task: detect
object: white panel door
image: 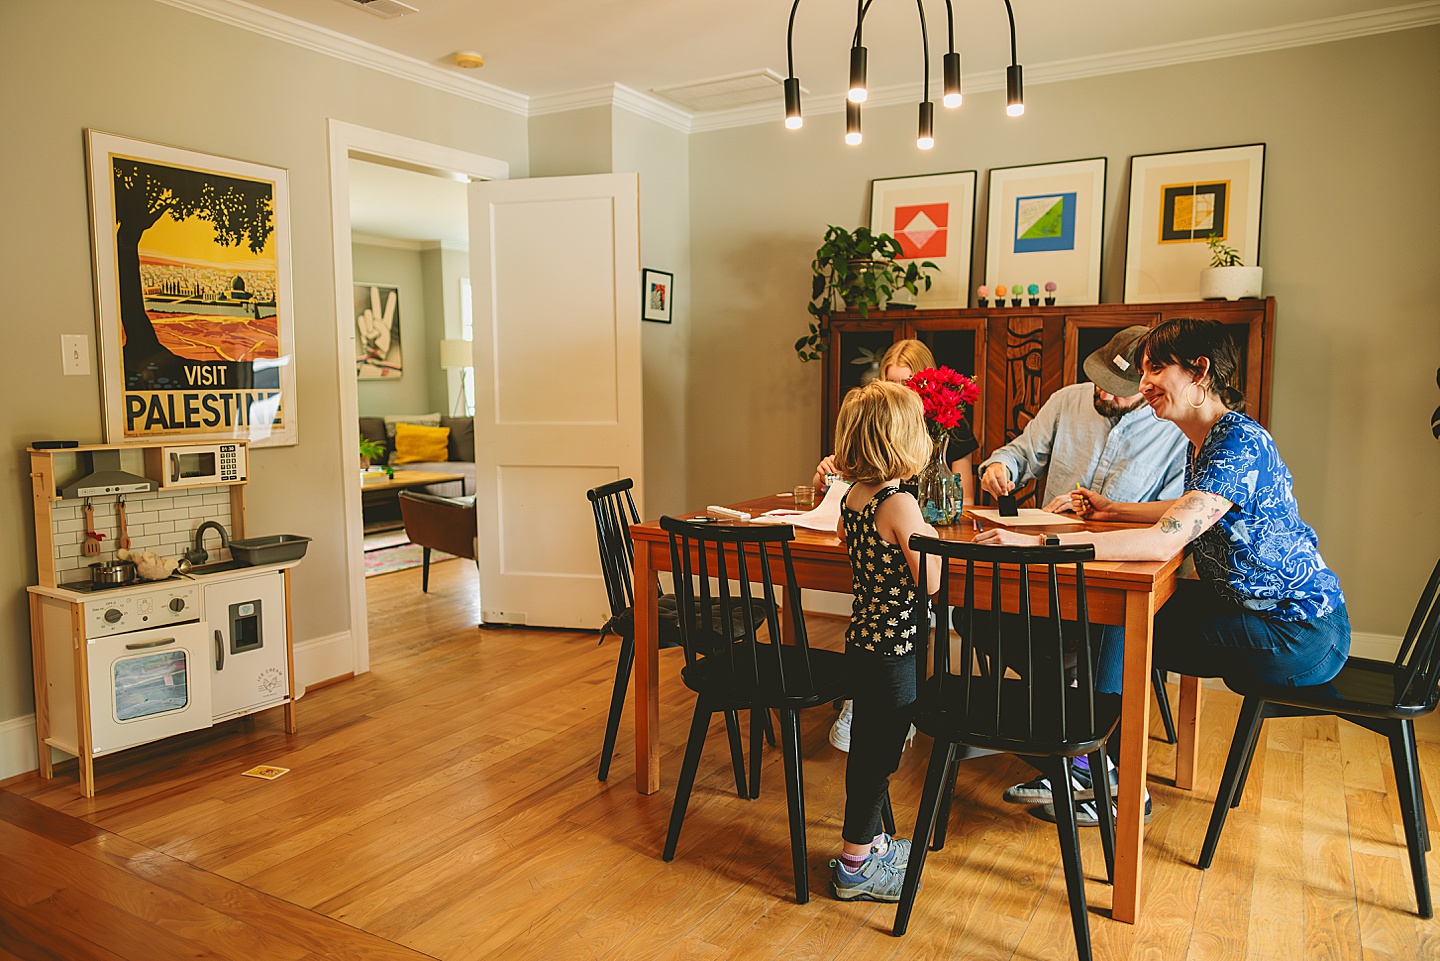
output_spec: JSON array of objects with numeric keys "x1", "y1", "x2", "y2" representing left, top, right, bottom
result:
[{"x1": 468, "y1": 173, "x2": 642, "y2": 628}]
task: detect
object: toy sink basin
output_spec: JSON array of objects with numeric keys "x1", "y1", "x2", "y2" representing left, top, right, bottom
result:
[{"x1": 229, "y1": 534, "x2": 311, "y2": 566}]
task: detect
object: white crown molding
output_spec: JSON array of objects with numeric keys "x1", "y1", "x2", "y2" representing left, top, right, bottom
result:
[
  {"x1": 691, "y1": 1, "x2": 1440, "y2": 132},
  {"x1": 153, "y1": 0, "x2": 529, "y2": 116},
  {"x1": 529, "y1": 83, "x2": 694, "y2": 133},
  {"x1": 350, "y1": 232, "x2": 442, "y2": 251}
]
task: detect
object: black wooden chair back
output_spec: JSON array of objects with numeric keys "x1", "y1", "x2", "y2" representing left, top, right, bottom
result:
[
  {"x1": 660, "y1": 516, "x2": 815, "y2": 699},
  {"x1": 912, "y1": 537, "x2": 1106, "y2": 753},
  {"x1": 1391, "y1": 558, "x2": 1440, "y2": 713},
  {"x1": 587, "y1": 478, "x2": 642, "y2": 624}
]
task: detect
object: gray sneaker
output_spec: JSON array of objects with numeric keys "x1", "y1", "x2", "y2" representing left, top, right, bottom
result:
[
  {"x1": 831, "y1": 853, "x2": 908, "y2": 902},
  {"x1": 1001, "y1": 763, "x2": 1118, "y2": 804},
  {"x1": 871, "y1": 834, "x2": 910, "y2": 870}
]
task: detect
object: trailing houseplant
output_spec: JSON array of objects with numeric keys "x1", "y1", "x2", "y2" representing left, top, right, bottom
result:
[
  {"x1": 1199, "y1": 232, "x2": 1263, "y2": 300},
  {"x1": 795, "y1": 225, "x2": 937, "y2": 362}
]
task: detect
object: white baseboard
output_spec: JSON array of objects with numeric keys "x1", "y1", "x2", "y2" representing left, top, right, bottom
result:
[
  {"x1": 293, "y1": 630, "x2": 357, "y2": 696},
  {"x1": 0, "y1": 714, "x2": 39, "y2": 783},
  {"x1": 801, "y1": 590, "x2": 854, "y2": 618}
]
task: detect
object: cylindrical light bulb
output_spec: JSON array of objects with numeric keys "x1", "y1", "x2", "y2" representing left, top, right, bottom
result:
[
  {"x1": 848, "y1": 45, "x2": 868, "y2": 103},
  {"x1": 1006, "y1": 63, "x2": 1024, "y2": 116},
  {"x1": 943, "y1": 52, "x2": 962, "y2": 108},
  {"x1": 784, "y1": 77, "x2": 803, "y2": 129},
  {"x1": 917, "y1": 101, "x2": 934, "y2": 149},
  {"x1": 845, "y1": 100, "x2": 862, "y2": 145}
]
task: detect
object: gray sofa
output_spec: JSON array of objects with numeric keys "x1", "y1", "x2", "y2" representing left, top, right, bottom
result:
[{"x1": 360, "y1": 415, "x2": 476, "y2": 496}]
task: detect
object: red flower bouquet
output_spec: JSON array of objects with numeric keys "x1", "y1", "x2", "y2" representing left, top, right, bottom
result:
[{"x1": 905, "y1": 366, "x2": 980, "y2": 439}]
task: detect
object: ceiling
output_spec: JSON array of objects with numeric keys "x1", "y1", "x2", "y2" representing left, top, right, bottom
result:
[
  {"x1": 348, "y1": 158, "x2": 469, "y2": 247},
  {"x1": 227, "y1": 0, "x2": 1426, "y2": 111}
]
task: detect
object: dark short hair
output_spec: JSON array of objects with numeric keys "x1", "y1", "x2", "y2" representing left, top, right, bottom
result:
[{"x1": 1139, "y1": 318, "x2": 1246, "y2": 411}]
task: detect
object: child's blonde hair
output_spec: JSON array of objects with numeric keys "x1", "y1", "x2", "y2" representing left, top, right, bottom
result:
[
  {"x1": 879, "y1": 339, "x2": 935, "y2": 379},
  {"x1": 833, "y1": 380, "x2": 932, "y2": 484}
]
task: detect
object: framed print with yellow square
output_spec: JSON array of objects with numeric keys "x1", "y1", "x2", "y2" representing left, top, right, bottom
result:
[
  {"x1": 869, "y1": 170, "x2": 976, "y2": 308},
  {"x1": 86, "y1": 130, "x2": 297, "y2": 446},
  {"x1": 984, "y1": 157, "x2": 1106, "y2": 306},
  {"x1": 1123, "y1": 143, "x2": 1265, "y2": 303}
]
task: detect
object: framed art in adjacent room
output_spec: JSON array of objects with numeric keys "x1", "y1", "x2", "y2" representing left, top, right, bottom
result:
[
  {"x1": 642, "y1": 268, "x2": 673, "y2": 323},
  {"x1": 1123, "y1": 143, "x2": 1265, "y2": 303},
  {"x1": 85, "y1": 130, "x2": 298, "y2": 446},
  {"x1": 984, "y1": 157, "x2": 1106, "y2": 306},
  {"x1": 869, "y1": 170, "x2": 976, "y2": 308},
  {"x1": 355, "y1": 282, "x2": 404, "y2": 379}
]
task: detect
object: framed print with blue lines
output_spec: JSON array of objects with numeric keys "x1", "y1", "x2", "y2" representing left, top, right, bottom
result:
[{"x1": 985, "y1": 158, "x2": 1106, "y2": 306}]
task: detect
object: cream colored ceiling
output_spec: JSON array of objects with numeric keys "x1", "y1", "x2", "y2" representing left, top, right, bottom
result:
[{"x1": 223, "y1": 0, "x2": 1428, "y2": 110}]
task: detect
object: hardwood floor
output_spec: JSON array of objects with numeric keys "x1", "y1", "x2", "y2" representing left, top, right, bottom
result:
[{"x1": 3, "y1": 556, "x2": 1438, "y2": 960}]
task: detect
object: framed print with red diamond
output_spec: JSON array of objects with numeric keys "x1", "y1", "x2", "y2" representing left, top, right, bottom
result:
[
  {"x1": 869, "y1": 170, "x2": 975, "y2": 308},
  {"x1": 984, "y1": 157, "x2": 1106, "y2": 306}
]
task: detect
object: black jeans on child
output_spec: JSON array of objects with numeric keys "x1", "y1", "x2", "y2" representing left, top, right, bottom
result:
[{"x1": 842, "y1": 648, "x2": 918, "y2": 846}]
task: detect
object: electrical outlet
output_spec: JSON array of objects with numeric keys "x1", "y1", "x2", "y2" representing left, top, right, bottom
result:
[{"x1": 61, "y1": 334, "x2": 90, "y2": 375}]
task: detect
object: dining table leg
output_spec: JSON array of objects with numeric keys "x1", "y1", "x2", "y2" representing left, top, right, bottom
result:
[
  {"x1": 1113, "y1": 588, "x2": 1156, "y2": 924},
  {"x1": 634, "y1": 538, "x2": 662, "y2": 794},
  {"x1": 1174, "y1": 675, "x2": 1203, "y2": 791}
]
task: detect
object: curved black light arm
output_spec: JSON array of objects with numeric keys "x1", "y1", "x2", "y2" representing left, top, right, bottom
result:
[
  {"x1": 786, "y1": 0, "x2": 802, "y2": 79},
  {"x1": 914, "y1": 0, "x2": 929, "y2": 103},
  {"x1": 1002, "y1": 0, "x2": 1018, "y2": 65},
  {"x1": 944, "y1": 0, "x2": 955, "y2": 55}
]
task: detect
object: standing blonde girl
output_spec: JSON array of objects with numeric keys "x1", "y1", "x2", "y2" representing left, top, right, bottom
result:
[{"x1": 828, "y1": 380, "x2": 941, "y2": 902}]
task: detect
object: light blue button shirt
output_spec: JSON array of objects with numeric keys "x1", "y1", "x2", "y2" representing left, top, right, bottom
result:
[{"x1": 980, "y1": 382, "x2": 1187, "y2": 505}]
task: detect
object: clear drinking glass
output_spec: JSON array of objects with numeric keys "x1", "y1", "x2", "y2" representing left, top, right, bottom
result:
[{"x1": 793, "y1": 484, "x2": 816, "y2": 507}]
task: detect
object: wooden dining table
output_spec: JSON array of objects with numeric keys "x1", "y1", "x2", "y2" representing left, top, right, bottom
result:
[{"x1": 628, "y1": 494, "x2": 1202, "y2": 925}]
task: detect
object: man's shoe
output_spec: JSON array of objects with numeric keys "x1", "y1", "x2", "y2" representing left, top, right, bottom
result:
[
  {"x1": 831, "y1": 853, "x2": 908, "y2": 902},
  {"x1": 1001, "y1": 762, "x2": 1118, "y2": 804},
  {"x1": 1033, "y1": 795, "x2": 1152, "y2": 827},
  {"x1": 829, "y1": 700, "x2": 853, "y2": 752}
]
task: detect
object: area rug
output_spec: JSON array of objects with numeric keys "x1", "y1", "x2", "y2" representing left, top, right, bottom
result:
[{"x1": 364, "y1": 542, "x2": 455, "y2": 577}]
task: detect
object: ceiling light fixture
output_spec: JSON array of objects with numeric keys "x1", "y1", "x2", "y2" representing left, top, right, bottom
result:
[
  {"x1": 783, "y1": 0, "x2": 1024, "y2": 149},
  {"x1": 451, "y1": 50, "x2": 485, "y2": 69}
]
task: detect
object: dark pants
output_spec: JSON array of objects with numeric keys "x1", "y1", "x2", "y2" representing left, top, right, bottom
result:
[
  {"x1": 842, "y1": 648, "x2": 917, "y2": 846},
  {"x1": 1095, "y1": 579, "x2": 1351, "y2": 693}
]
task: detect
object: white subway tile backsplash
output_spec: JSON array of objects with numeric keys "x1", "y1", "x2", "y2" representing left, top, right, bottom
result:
[
  {"x1": 56, "y1": 519, "x2": 83, "y2": 534},
  {"x1": 201, "y1": 492, "x2": 232, "y2": 505},
  {"x1": 158, "y1": 508, "x2": 191, "y2": 522},
  {"x1": 47, "y1": 487, "x2": 233, "y2": 583}
]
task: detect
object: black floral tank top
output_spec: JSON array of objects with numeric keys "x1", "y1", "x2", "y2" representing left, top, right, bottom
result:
[{"x1": 842, "y1": 486, "x2": 920, "y2": 656}]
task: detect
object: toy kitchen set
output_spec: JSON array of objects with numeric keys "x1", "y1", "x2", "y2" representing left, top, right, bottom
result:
[{"x1": 26, "y1": 441, "x2": 310, "y2": 797}]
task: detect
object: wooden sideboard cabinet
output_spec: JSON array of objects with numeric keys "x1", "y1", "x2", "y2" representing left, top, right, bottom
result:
[{"x1": 819, "y1": 298, "x2": 1275, "y2": 461}]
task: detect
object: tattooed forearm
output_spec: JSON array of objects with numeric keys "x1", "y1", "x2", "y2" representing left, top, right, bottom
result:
[{"x1": 1156, "y1": 491, "x2": 1232, "y2": 546}]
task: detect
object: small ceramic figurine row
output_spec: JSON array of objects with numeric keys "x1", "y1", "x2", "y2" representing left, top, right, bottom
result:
[{"x1": 976, "y1": 281, "x2": 1058, "y2": 308}]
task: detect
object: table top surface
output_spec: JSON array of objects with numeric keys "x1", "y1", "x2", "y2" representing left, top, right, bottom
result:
[
  {"x1": 631, "y1": 494, "x2": 1183, "y2": 589},
  {"x1": 361, "y1": 469, "x2": 466, "y2": 491}
]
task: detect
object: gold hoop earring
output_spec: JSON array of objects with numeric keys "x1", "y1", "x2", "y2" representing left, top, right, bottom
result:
[{"x1": 1186, "y1": 382, "x2": 1207, "y2": 409}]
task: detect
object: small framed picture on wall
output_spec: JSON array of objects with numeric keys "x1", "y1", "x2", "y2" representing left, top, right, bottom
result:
[{"x1": 642, "y1": 268, "x2": 673, "y2": 323}]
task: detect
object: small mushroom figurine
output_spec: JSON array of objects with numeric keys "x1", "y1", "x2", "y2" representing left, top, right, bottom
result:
[
  {"x1": 1027, "y1": 283, "x2": 1041, "y2": 307},
  {"x1": 994, "y1": 284, "x2": 1007, "y2": 307},
  {"x1": 1010, "y1": 284, "x2": 1025, "y2": 307},
  {"x1": 976, "y1": 284, "x2": 990, "y2": 308},
  {"x1": 1044, "y1": 280, "x2": 1058, "y2": 306}
]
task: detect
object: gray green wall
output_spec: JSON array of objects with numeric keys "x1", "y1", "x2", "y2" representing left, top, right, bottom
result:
[
  {"x1": 686, "y1": 27, "x2": 1440, "y2": 639},
  {"x1": 0, "y1": 0, "x2": 529, "y2": 726},
  {"x1": 353, "y1": 242, "x2": 438, "y2": 417}
]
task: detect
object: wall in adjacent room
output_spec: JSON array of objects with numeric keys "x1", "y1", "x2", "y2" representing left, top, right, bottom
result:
[
  {"x1": 353, "y1": 242, "x2": 436, "y2": 417},
  {"x1": 686, "y1": 28, "x2": 1440, "y2": 639}
]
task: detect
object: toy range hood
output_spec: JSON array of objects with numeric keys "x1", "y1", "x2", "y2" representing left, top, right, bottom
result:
[{"x1": 60, "y1": 450, "x2": 158, "y2": 499}]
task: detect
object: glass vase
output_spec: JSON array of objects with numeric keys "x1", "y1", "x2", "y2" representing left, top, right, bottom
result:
[{"x1": 917, "y1": 434, "x2": 959, "y2": 526}]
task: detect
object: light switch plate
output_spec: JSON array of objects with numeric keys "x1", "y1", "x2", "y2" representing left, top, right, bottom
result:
[{"x1": 61, "y1": 334, "x2": 90, "y2": 375}]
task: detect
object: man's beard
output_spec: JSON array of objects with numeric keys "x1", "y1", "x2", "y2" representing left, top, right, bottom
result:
[{"x1": 1093, "y1": 391, "x2": 1146, "y2": 418}]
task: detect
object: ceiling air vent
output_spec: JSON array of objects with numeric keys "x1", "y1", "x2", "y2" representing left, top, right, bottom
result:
[
  {"x1": 334, "y1": 0, "x2": 418, "y2": 19},
  {"x1": 652, "y1": 69, "x2": 801, "y2": 113}
]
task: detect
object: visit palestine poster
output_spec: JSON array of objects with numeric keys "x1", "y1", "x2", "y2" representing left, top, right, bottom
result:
[{"x1": 86, "y1": 130, "x2": 298, "y2": 446}]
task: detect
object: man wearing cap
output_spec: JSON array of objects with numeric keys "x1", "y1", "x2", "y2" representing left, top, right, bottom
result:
[{"x1": 980, "y1": 325, "x2": 1187, "y2": 511}]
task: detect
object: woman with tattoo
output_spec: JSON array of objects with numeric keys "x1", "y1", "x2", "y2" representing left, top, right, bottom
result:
[{"x1": 975, "y1": 317, "x2": 1349, "y2": 823}]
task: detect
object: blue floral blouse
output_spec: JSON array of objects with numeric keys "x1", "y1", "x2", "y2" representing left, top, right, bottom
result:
[{"x1": 1186, "y1": 412, "x2": 1344, "y2": 622}]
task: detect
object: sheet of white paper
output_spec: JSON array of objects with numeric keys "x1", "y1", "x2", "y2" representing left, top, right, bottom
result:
[
  {"x1": 751, "y1": 480, "x2": 850, "y2": 531},
  {"x1": 964, "y1": 508, "x2": 1086, "y2": 527}
]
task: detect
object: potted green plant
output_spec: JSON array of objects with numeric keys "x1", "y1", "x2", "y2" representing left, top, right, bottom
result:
[
  {"x1": 359, "y1": 438, "x2": 393, "y2": 478},
  {"x1": 795, "y1": 225, "x2": 937, "y2": 362},
  {"x1": 1199, "y1": 233, "x2": 1263, "y2": 300}
]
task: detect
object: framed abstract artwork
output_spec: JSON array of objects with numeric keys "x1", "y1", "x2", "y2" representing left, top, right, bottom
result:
[
  {"x1": 869, "y1": 170, "x2": 976, "y2": 308},
  {"x1": 1123, "y1": 143, "x2": 1265, "y2": 303},
  {"x1": 642, "y1": 268, "x2": 673, "y2": 323},
  {"x1": 85, "y1": 130, "x2": 297, "y2": 446},
  {"x1": 984, "y1": 157, "x2": 1106, "y2": 306},
  {"x1": 355, "y1": 282, "x2": 404, "y2": 378}
]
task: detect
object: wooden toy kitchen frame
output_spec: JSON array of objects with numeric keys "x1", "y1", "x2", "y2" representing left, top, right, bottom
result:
[{"x1": 27, "y1": 441, "x2": 298, "y2": 797}]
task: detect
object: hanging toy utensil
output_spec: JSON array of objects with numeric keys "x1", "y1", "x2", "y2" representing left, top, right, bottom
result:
[
  {"x1": 116, "y1": 496, "x2": 130, "y2": 550},
  {"x1": 82, "y1": 499, "x2": 103, "y2": 557}
]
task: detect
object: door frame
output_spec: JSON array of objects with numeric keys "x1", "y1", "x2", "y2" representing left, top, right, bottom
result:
[{"x1": 326, "y1": 120, "x2": 509, "y2": 677}]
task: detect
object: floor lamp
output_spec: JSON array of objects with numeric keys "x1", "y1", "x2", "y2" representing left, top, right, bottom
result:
[{"x1": 440, "y1": 339, "x2": 472, "y2": 416}]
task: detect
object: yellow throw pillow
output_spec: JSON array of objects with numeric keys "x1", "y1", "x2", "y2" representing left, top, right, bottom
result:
[{"x1": 391, "y1": 423, "x2": 451, "y2": 465}]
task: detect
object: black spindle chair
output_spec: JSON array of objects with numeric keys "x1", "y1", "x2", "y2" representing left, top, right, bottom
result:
[
  {"x1": 659, "y1": 517, "x2": 852, "y2": 904},
  {"x1": 586, "y1": 480, "x2": 767, "y2": 788},
  {"x1": 1199, "y1": 557, "x2": 1440, "y2": 918},
  {"x1": 894, "y1": 538, "x2": 1119, "y2": 961}
]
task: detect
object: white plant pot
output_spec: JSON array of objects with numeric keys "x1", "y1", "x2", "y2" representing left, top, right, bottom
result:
[{"x1": 1199, "y1": 266, "x2": 1263, "y2": 301}]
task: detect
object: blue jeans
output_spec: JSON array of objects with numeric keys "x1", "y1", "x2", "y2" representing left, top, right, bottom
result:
[{"x1": 1094, "y1": 579, "x2": 1351, "y2": 695}]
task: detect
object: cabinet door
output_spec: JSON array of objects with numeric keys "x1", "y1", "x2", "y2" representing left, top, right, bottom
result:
[
  {"x1": 820, "y1": 318, "x2": 904, "y2": 455},
  {"x1": 1062, "y1": 311, "x2": 1161, "y2": 389},
  {"x1": 904, "y1": 315, "x2": 987, "y2": 453}
]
